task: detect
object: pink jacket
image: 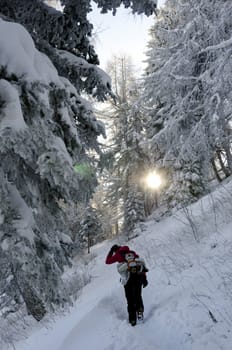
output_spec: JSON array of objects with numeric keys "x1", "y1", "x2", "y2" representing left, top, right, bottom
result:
[{"x1": 105, "y1": 245, "x2": 139, "y2": 264}]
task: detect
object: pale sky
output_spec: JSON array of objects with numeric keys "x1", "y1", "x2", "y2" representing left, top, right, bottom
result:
[{"x1": 89, "y1": 0, "x2": 166, "y2": 71}]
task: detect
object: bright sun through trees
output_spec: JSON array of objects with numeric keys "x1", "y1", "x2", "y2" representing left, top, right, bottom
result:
[{"x1": 145, "y1": 171, "x2": 162, "y2": 189}]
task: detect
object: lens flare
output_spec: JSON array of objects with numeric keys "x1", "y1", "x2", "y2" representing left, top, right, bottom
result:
[{"x1": 74, "y1": 163, "x2": 93, "y2": 179}]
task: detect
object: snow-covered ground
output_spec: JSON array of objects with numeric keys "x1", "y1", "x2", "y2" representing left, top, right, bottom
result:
[{"x1": 9, "y1": 179, "x2": 232, "y2": 350}]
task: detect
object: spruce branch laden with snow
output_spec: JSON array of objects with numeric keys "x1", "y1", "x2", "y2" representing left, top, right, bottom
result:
[{"x1": 0, "y1": 0, "x2": 156, "y2": 322}]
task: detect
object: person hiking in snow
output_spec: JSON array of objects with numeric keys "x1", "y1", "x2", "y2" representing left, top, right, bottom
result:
[{"x1": 105, "y1": 244, "x2": 148, "y2": 326}]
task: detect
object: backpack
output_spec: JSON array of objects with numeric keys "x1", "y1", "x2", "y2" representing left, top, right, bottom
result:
[
  {"x1": 124, "y1": 252, "x2": 144, "y2": 274},
  {"x1": 117, "y1": 249, "x2": 148, "y2": 285}
]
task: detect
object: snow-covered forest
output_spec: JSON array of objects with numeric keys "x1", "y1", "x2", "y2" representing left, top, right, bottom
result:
[{"x1": 0, "y1": 0, "x2": 232, "y2": 349}]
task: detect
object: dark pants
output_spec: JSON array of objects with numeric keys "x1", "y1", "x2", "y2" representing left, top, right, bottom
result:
[{"x1": 124, "y1": 274, "x2": 144, "y2": 323}]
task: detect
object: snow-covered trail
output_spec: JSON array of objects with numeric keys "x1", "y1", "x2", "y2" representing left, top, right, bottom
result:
[
  {"x1": 17, "y1": 232, "x2": 232, "y2": 350},
  {"x1": 18, "y1": 244, "x2": 181, "y2": 350},
  {"x1": 16, "y1": 183, "x2": 232, "y2": 350},
  {"x1": 56, "y1": 247, "x2": 160, "y2": 350}
]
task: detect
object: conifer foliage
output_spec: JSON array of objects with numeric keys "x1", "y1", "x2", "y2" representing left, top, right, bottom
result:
[
  {"x1": 79, "y1": 206, "x2": 102, "y2": 253},
  {"x1": 0, "y1": 0, "x2": 156, "y2": 323},
  {"x1": 142, "y1": 0, "x2": 232, "y2": 209},
  {"x1": 101, "y1": 55, "x2": 149, "y2": 237}
]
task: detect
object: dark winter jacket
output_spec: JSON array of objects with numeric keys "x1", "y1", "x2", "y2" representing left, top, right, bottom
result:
[{"x1": 105, "y1": 245, "x2": 139, "y2": 264}]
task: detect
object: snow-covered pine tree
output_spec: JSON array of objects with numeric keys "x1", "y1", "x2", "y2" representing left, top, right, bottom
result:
[
  {"x1": 100, "y1": 55, "x2": 148, "y2": 237},
  {"x1": 91, "y1": 178, "x2": 117, "y2": 239},
  {"x1": 121, "y1": 99, "x2": 149, "y2": 237},
  {"x1": 0, "y1": 1, "x2": 157, "y2": 323},
  {"x1": 79, "y1": 206, "x2": 102, "y2": 253},
  {"x1": 123, "y1": 188, "x2": 145, "y2": 239},
  {"x1": 142, "y1": 0, "x2": 232, "y2": 209},
  {"x1": 0, "y1": 20, "x2": 92, "y2": 320}
]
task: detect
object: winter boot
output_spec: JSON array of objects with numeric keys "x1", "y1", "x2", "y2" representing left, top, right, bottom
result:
[
  {"x1": 137, "y1": 311, "x2": 144, "y2": 322},
  {"x1": 130, "y1": 319, "x2": 136, "y2": 326}
]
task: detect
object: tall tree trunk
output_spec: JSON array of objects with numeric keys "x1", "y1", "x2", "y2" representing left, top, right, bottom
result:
[
  {"x1": 211, "y1": 158, "x2": 223, "y2": 182},
  {"x1": 11, "y1": 266, "x2": 46, "y2": 321},
  {"x1": 218, "y1": 100, "x2": 232, "y2": 176},
  {"x1": 216, "y1": 150, "x2": 230, "y2": 177},
  {"x1": 224, "y1": 125, "x2": 232, "y2": 173}
]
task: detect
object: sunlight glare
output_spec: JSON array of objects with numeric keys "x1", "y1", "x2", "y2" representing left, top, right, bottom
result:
[{"x1": 146, "y1": 172, "x2": 162, "y2": 189}]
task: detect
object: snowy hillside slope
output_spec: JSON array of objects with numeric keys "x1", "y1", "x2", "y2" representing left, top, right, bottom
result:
[{"x1": 12, "y1": 178, "x2": 232, "y2": 350}]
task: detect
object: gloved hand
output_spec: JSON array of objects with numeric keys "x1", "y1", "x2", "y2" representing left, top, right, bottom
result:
[
  {"x1": 142, "y1": 279, "x2": 148, "y2": 288},
  {"x1": 109, "y1": 244, "x2": 120, "y2": 255}
]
